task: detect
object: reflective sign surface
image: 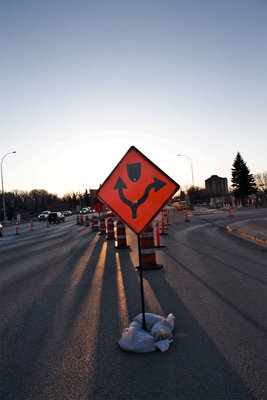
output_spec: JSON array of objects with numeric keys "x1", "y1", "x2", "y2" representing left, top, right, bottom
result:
[{"x1": 96, "y1": 146, "x2": 179, "y2": 235}]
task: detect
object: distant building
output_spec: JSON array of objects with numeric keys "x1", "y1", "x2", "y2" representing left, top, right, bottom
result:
[
  {"x1": 205, "y1": 175, "x2": 229, "y2": 208},
  {"x1": 89, "y1": 189, "x2": 98, "y2": 206},
  {"x1": 205, "y1": 175, "x2": 228, "y2": 195}
]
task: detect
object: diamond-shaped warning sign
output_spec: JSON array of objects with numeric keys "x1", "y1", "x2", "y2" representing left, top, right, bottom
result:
[{"x1": 96, "y1": 146, "x2": 179, "y2": 235}]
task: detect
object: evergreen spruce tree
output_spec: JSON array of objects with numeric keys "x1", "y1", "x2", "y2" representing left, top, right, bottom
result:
[{"x1": 231, "y1": 152, "x2": 256, "y2": 199}]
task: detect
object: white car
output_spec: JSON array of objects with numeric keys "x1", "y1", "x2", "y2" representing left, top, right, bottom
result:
[
  {"x1": 80, "y1": 207, "x2": 89, "y2": 214},
  {"x1": 38, "y1": 211, "x2": 51, "y2": 221}
]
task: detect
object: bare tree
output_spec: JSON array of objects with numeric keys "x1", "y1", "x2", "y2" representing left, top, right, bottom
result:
[{"x1": 253, "y1": 172, "x2": 267, "y2": 191}]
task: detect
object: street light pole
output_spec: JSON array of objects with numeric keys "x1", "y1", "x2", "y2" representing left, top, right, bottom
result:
[
  {"x1": 177, "y1": 154, "x2": 195, "y2": 204},
  {"x1": 1, "y1": 151, "x2": 16, "y2": 222},
  {"x1": 177, "y1": 154, "x2": 195, "y2": 188}
]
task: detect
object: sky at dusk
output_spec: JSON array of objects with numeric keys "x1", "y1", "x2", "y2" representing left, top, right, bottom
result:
[{"x1": 1, "y1": 0, "x2": 266, "y2": 196}]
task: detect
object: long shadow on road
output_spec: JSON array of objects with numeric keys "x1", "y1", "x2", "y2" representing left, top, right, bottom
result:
[
  {"x1": 0, "y1": 224, "x2": 259, "y2": 400},
  {"x1": 0, "y1": 229, "x2": 103, "y2": 400},
  {"x1": 88, "y1": 240, "x2": 255, "y2": 400}
]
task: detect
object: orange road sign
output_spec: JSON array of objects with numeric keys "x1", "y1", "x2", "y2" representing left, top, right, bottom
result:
[
  {"x1": 96, "y1": 146, "x2": 179, "y2": 235},
  {"x1": 95, "y1": 202, "x2": 104, "y2": 214}
]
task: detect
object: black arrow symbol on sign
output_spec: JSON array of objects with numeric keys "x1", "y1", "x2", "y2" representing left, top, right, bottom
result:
[
  {"x1": 137, "y1": 177, "x2": 167, "y2": 206},
  {"x1": 114, "y1": 176, "x2": 167, "y2": 219}
]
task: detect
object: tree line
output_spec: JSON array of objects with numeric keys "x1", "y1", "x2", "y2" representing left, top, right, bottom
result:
[{"x1": 0, "y1": 189, "x2": 95, "y2": 221}]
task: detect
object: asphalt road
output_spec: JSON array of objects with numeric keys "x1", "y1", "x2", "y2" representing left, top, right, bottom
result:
[{"x1": 0, "y1": 209, "x2": 266, "y2": 400}]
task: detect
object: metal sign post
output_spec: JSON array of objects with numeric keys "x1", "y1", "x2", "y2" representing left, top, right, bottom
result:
[{"x1": 137, "y1": 234, "x2": 147, "y2": 331}]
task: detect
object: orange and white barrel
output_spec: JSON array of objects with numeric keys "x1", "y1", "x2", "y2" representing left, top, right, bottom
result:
[
  {"x1": 92, "y1": 216, "x2": 99, "y2": 231},
  {"x1": 138, "y1": 225, "x2": 162, "y2": 270},
  {"x1": 115, "y1": 220, "x2": 129, "y2": 249},
  {"x1": 99, "y1": 216, "x2": 106, "y2": 235},
  {"x1": 106, "y1": 218, "x2": 115, "y2": 240}
]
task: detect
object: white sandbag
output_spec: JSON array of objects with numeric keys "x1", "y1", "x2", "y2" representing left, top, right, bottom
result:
[
  {"x1": 133, "y1": 312, "x2": 165, "y2": 331},
  {"x1": 129, "y1": 321, "x2": 143, "y2": 329},
  {"x1": 151, "y1": 314, "x2": 175, "y2": 341},
  {"x1": 118, "y1": 326, "x2": 157, "y2": 353},
  {"x1": 118, "y1": 313, "x2": 175, "y2": 353},
  {"x1": 166, "y1": 313, "x2": 175, "y2": 329},
  {"x1": 154, "y1": 339, "x2": 173, "y2": 352},
  {"x1": 151, "y1": 320, "x2": 172, "y2": 340}
]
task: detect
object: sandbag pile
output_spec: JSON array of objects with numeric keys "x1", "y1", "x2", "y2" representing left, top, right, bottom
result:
[{"x1": 118, "y1": 312, "x2": 175, "y2": 353}]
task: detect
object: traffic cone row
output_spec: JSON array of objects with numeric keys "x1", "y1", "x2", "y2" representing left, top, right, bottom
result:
[
  {"x1": 224, "y1": 200, "x2": 243, "y2": 209},
  {"x1": 74, "y1": 211, "x2": 179, "y2": 271},
  {"x1": 75, "y1": 215, "x2": 161, "y2": 269}
]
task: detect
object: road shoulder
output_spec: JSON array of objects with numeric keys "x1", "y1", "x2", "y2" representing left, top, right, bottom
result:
[{"x1": 227, "y1": 218, "x2": 267, "y2": 247}]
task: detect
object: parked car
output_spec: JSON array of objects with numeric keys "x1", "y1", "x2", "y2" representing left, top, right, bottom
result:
[
  {"x1": 63, "y1": 210, "x2": 72, "y2": 216},
  {"x1": 80, "y1": 207, "x2": 89, "y2": 214},
  {"x1": 0, "y1": 222, "x2": 3, "y2": 237},
  {"x1": 48, "y1": 212, "x2": 65, "y2": 224},
  {"x1": 38, "y1": 211, "x2": 51, "y2": 221}
]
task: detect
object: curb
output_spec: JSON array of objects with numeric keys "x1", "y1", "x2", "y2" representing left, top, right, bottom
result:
[{"x1": 227, "y1": 225, "x2": 267, "y2": 247}]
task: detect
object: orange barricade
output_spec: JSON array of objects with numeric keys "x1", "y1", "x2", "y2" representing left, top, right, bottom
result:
[
  {"x1": 138, "y1": 225, "x2": 162, "y2": 270},
  {"x1": 85, "y1": 215, "x2": 90, "y2": 226},
  {"x1": 106, "y1": 218, "x2": 115, "y2": 240},
  {"x1": 80, "y1": 215, "x2": 84, "y2": 225},
  {"x1": 76, "y1": 215, "x2": 80, "y2": 225},
  {"x1": 176, "y1": 207, "x2": 191, "y2": 212},
  {"x1": 115, "y1": 220, "x2": 129, "y2": 249}
]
